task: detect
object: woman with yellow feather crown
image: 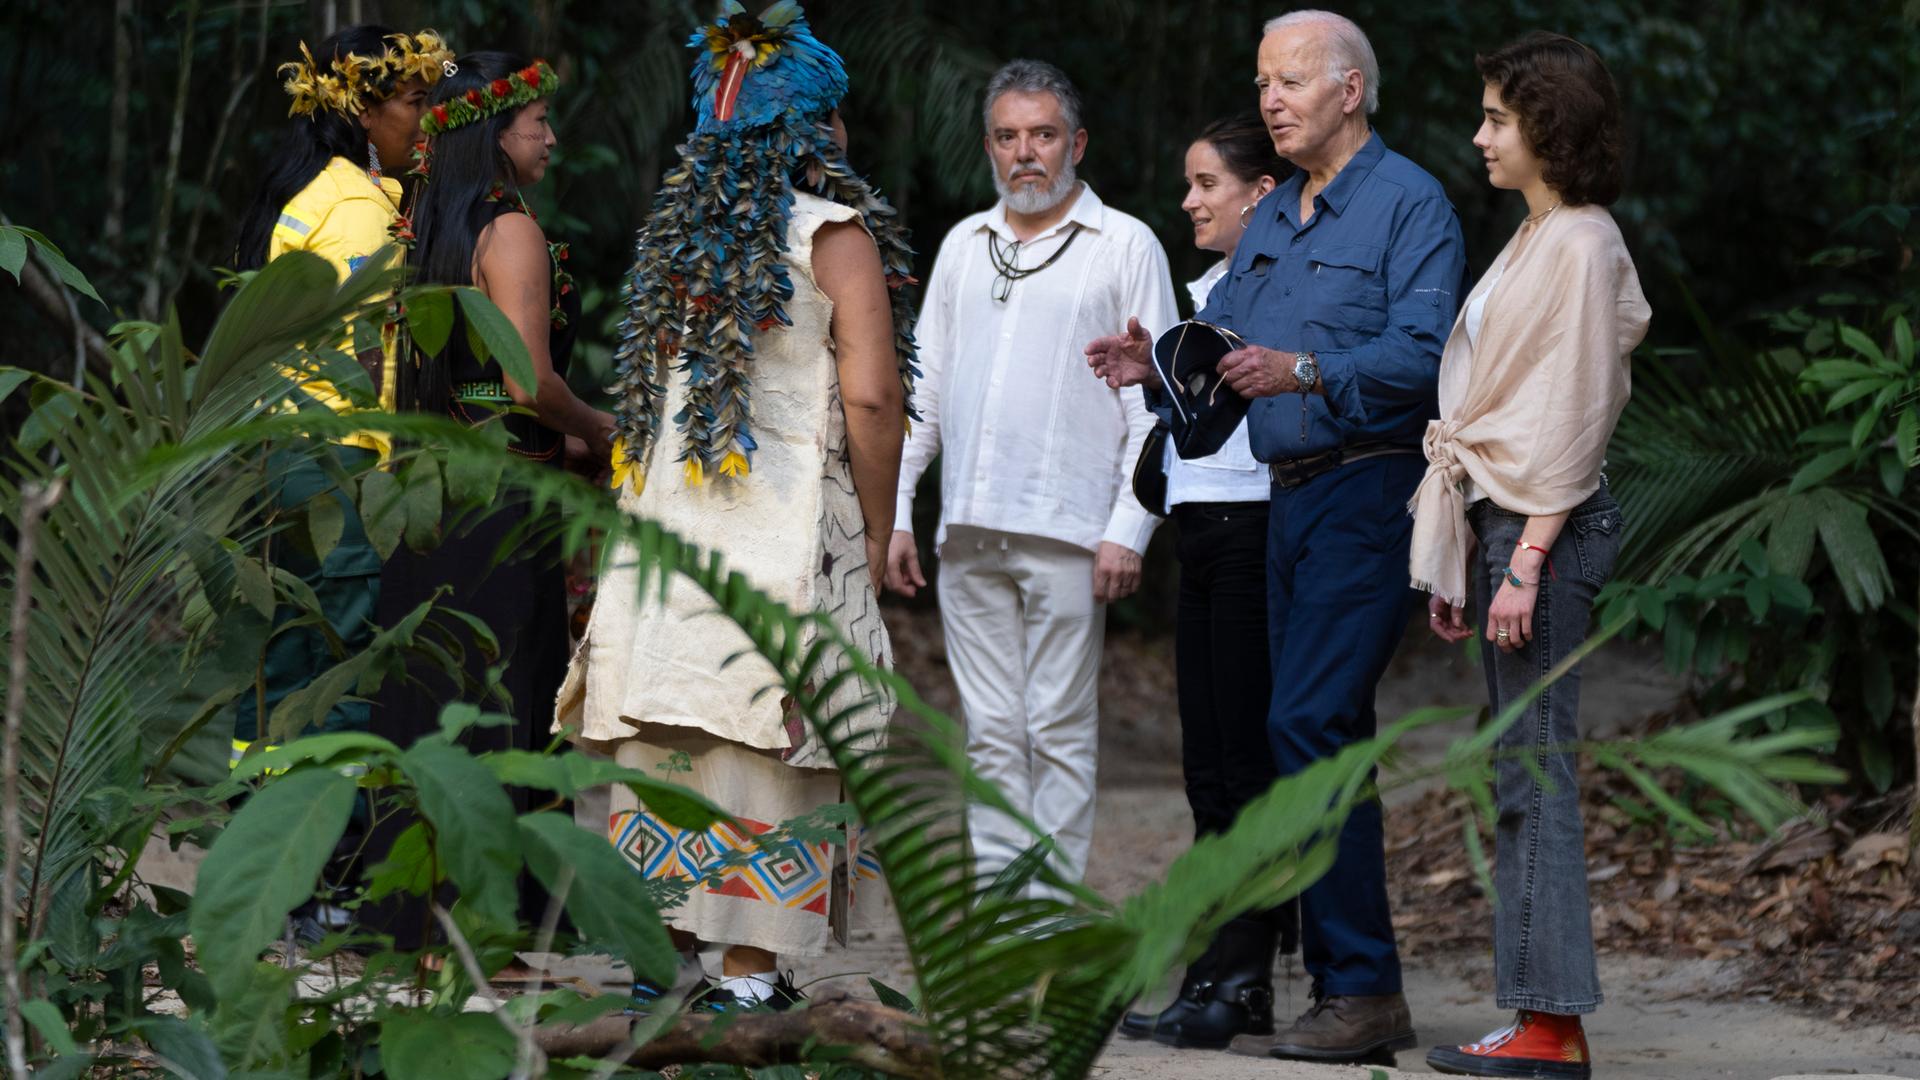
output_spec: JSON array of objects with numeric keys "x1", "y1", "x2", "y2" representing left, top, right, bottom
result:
[
  {"x1": 229, "y1": 26, "x2": 450, "y2": 753},
  {"x1": 557, "y1": 0, "x2": 917, "y2": 1010}
]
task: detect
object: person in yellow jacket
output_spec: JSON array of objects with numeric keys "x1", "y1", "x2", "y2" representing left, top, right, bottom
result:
[
  {"x1": 226, "y1": 26, "x2": 449, "y2": 940},
  {"x1": 232, "y1": 23, "x2": 451, "y2": 739}
]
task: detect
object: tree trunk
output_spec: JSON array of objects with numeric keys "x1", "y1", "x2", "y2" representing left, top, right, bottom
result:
[
  {"x1": 103, "y1": 0, "x2": 134, "y2": 251},
  {"x1": 532, "y1": 991, "x2": 938, "y2": 1079},
  {"x1": 3, "y1": 480, "x2": 66, "y2": 1075},
  {"x1": 168, "y1": 0, "x2": 270, "y2": 311},
  {"x1": 140, "y1": 0, "x2": 202, "y2": 321}
]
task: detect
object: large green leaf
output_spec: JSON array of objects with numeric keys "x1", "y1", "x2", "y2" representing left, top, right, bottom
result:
[
  {"x1": 518, "y1": 811, "x2": 678, "y2": 985},
  {"x1": 406, "y1": 286, "x2": 455, "y2": 359},
  {"x1": 399, "y1": 738, "x2": 522, "y2": 925},
  {"x1": 378, "y1": 1011, "x2": 516, "y2": 1080},
  {"x1": 228, "y1": 731, "x2": 401, "y2": 782},
  {"x1": 0, "y1": 226, "x2": 27, "y2": 279},
  {"x1": 10, "y1": 225, "x2": 104, "y2": 304},
  {"x1": 1812, "y1": 492, "x2": 1893, "y2": 611},
  {"x1": 209, "y1": 963, "x2": 300, "y2": 1069},
  {"x1": 21, "y1": 999, "x2": 79, "y2": 1057},
  {"x1": 189, "y1": 767, "x2": 355, "y2": 998},
  {"x1": 358, "y1": 468, "x2": 405, "y2": 561},
  {"x1": 484, "y1": 750, "x2": 728, "y2": 830},
  {"x1": 455, "y1": 286, "x2": 537, "y2": 395},
  {"x1": 135, "y1": 1015, "x2": 229, "y2": 1080},
  {"x1": 401, "y1": 455, "x2": 444, "y2": 551}
]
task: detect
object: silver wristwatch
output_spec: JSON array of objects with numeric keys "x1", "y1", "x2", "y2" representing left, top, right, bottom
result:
[{"x1": 1293, "y1": 351, "x2": 1319, "y2": 393}]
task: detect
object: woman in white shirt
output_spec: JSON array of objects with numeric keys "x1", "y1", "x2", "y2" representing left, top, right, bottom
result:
[{"x1": 1119, "y1": 115, "x2": 1294, "y2": 1051}]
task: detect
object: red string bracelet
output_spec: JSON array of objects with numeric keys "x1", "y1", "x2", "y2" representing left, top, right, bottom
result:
[{"x1": 1516, "y1": 540, "x2": 1557, "y2": 580}]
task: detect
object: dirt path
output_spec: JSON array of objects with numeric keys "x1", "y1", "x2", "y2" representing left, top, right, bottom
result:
[
  {"x1": 865, "y1": 607, "x2": 1920, "y2": 1078},
  {"x1": 140, "y1": 608, "x2": 1919, "y2": 1078},
  {"x1": 789, "y1": 779, "x2": 1920, "y2": 1079}
]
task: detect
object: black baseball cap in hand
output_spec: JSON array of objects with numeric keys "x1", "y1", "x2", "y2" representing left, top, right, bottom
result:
[{"x1": 1153, "y1": 319, "x2": 1252, "y2": 460}]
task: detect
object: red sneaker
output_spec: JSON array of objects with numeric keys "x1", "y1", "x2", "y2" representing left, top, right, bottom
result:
[{"x1": 1427, "y1": 1011, "x2": 1592, "y2": 1078}]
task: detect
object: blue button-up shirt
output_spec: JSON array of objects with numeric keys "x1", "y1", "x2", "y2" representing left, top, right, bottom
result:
[{"x1": 1196, "y1": 133, "x2": 1466, "y2": 462}]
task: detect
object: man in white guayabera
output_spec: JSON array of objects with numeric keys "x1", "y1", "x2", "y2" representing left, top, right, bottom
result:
[{"x1": 885, "y1": 59, "x2": 1177, "y2": 889}]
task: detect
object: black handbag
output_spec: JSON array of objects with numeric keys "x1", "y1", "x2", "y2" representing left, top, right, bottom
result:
[{"x1": 1131, "y1": 421, "x2": 1170, "y2": 516}]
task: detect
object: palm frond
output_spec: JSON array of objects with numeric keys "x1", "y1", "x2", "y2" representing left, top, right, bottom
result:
[
  {"x1": 1, "y1": 248, "x2": 402, "y2": 934},
  {"x1": 84, "y1": 315, "x2": 1848, "y2": 1077}
]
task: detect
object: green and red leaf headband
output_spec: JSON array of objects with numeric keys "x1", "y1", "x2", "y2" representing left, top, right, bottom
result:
[{"x1": 422, "y1": 59, "x2": 558, "y2": 136}]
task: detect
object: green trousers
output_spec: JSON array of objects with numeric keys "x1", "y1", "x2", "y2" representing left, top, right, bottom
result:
[{"x1": 232, "y1": 446, "x2": 381, "y2": 745}]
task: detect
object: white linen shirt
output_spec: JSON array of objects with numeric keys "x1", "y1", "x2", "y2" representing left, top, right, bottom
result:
[
  {"x1": 1163, "y1": 260, "x2": 1272, "y2": 508},
  {"x1": 897, "y1": 184, "x2": 1177, "y2": 554}
]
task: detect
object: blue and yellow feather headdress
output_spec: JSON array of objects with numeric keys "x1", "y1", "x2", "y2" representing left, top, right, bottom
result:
[{"x1": 608, "y1": 0, "x2": 916, "y2": 491}]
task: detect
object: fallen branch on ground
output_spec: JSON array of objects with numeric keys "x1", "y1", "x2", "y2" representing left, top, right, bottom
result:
[{"x1": 534, "y1": 989, "x2": 938, "y2": 1079}]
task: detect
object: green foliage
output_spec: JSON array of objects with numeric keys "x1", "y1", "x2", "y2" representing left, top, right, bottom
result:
[
  {"x1": 1, "y1": 226, "x2": 1853, "y2": 1077},
  {"x1": 0, "y1": 224, "x2": 105, "y2": 304},
  {"x1": 190, "y1": 767, "x2": 356, "y2": 999},
  {"x1": 1605, "y1": 290, "x2": 1920, "y2": 792},
  {"x1": 0, "y1": 247, "x2": 392, "y2": 942}
]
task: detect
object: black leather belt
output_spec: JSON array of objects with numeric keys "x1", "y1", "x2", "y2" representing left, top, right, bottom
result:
[{"x1": 1268, "y1": 443, "x2": 1418, "y2": 488}]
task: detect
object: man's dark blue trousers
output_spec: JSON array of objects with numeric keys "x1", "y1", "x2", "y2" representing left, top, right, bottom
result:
[{"x1": 1265, "y1": 451, "x2": 1422, "y2": 997}]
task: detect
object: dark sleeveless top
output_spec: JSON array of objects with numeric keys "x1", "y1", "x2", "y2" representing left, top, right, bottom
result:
[
  {"x1": 434, "y1": 201, "x2": 581, "y2": 461},
  {"x1": 367, "y1": 205, "x2": 580, "y2": 950}
]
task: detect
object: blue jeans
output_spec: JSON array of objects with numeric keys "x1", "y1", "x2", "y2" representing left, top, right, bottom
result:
[
  {"x1": 1469, "y1": 488, "x2": 1622, "y2": 1014},
  {"x1": 1266, "y1": 453, "x2": 1424, "y2": 997}
]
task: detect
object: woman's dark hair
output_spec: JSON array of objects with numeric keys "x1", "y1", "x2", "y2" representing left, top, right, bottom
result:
[
  {"x1": 1194, "y1": 114, "x2": 1291, "y2": 186},
  {"x1": 1475, "y1": 31, "x2": 1624, "y2": 206},
  {"x1": 233, "y1": 24, "x2": 401, "y2": 270},
  {"x1": 399, "y1": 51, "x2": 537, "y2": 413}
]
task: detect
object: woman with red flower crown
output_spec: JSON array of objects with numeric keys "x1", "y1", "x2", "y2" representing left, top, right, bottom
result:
[{"x1": 361, "y1": 51, "x2": 616, "y2": 960}]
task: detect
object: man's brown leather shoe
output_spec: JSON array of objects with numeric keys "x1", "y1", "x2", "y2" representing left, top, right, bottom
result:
[{"x1": 1266, "y1": 992, "x2": 1417, "y2": 1062}]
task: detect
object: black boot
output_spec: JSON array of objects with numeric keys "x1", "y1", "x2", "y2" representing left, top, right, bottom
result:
[
  {"x1": 1152, "y1": 915, "x2": 1278, "y2": 1050},
  {"x1": 1118, "y1": 967, "x2": 1213, "y2": 1040},
  {"x1": 1118, "y1": 925, "x2": 1233, "y2": 1040}
]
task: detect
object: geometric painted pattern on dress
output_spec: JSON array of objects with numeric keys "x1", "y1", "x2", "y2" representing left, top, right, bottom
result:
[{"x1": 610, "y1": 809, "x2": 880, "y2": 917}]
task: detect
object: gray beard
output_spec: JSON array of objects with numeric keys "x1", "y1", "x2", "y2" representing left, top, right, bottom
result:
[{"x1": 995, "y1": 161, "x2": 1079, "y2": 215}]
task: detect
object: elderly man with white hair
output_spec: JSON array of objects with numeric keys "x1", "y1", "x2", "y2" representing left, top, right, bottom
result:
[{"x1": 1089, "y1": 9, "x2": 1465, "y2": 1064}]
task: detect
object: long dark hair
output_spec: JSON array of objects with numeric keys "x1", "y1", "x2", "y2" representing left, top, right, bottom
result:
[
  {"x1": 399, "y1": 51, "x2": 537, "y2": 413},
  {"x1": 232, "y1": 25, "x2": 400, "y2": 270}
]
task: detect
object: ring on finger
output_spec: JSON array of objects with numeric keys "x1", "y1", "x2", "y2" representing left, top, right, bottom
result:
[{"x1": 1495, "y1": 628, "x2": 1510, "y2": 640}]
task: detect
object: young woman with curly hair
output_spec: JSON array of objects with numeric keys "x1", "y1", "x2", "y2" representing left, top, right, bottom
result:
[{"x1": 1408, "y1": 31, "x2": 1651, "y2": 1078}]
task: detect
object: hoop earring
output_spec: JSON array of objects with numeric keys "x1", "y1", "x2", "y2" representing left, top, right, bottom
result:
[
  {"x1": 1239, "y1": 203, "x2": 1255, "y2": 230},
  {"x1": 367, "y1": 139, "x2": 383, "y2": 178}
]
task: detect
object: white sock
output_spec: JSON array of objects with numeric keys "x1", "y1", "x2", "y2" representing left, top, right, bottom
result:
[{"x1": 720, "y1": 970, "x2": 779, "y2": 1002}]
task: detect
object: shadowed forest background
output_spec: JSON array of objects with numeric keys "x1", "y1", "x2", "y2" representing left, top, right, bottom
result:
[
  {"x1": 5, "y1": 0, "x2": 1918, "y2": 791},
  {"x1": 2, "y1": 2, "x2": 1919, "y2": 1076}
]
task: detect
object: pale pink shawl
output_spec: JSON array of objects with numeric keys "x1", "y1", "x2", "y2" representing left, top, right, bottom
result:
[{"x1": 1408, "y1": 204, "x2": 1651, "y2": 606}]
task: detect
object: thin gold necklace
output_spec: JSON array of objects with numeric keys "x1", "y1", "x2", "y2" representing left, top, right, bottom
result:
[{"x1": 1524, "y1": 201, "x2": 1561, "y2": 225}]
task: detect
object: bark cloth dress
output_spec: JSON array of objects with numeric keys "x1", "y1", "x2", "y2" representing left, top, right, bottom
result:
[
  {"x1": 365, "y1": 200, "x2": 578, "y2": 950},
  {"x1": 557, "y1": 192, "x2": 891, "y2": 957}
]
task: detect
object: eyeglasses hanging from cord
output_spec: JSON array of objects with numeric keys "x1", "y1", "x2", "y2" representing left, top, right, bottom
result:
[{"x1": 987, "y1": 223, "x2": 1084, "y2": 302}]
